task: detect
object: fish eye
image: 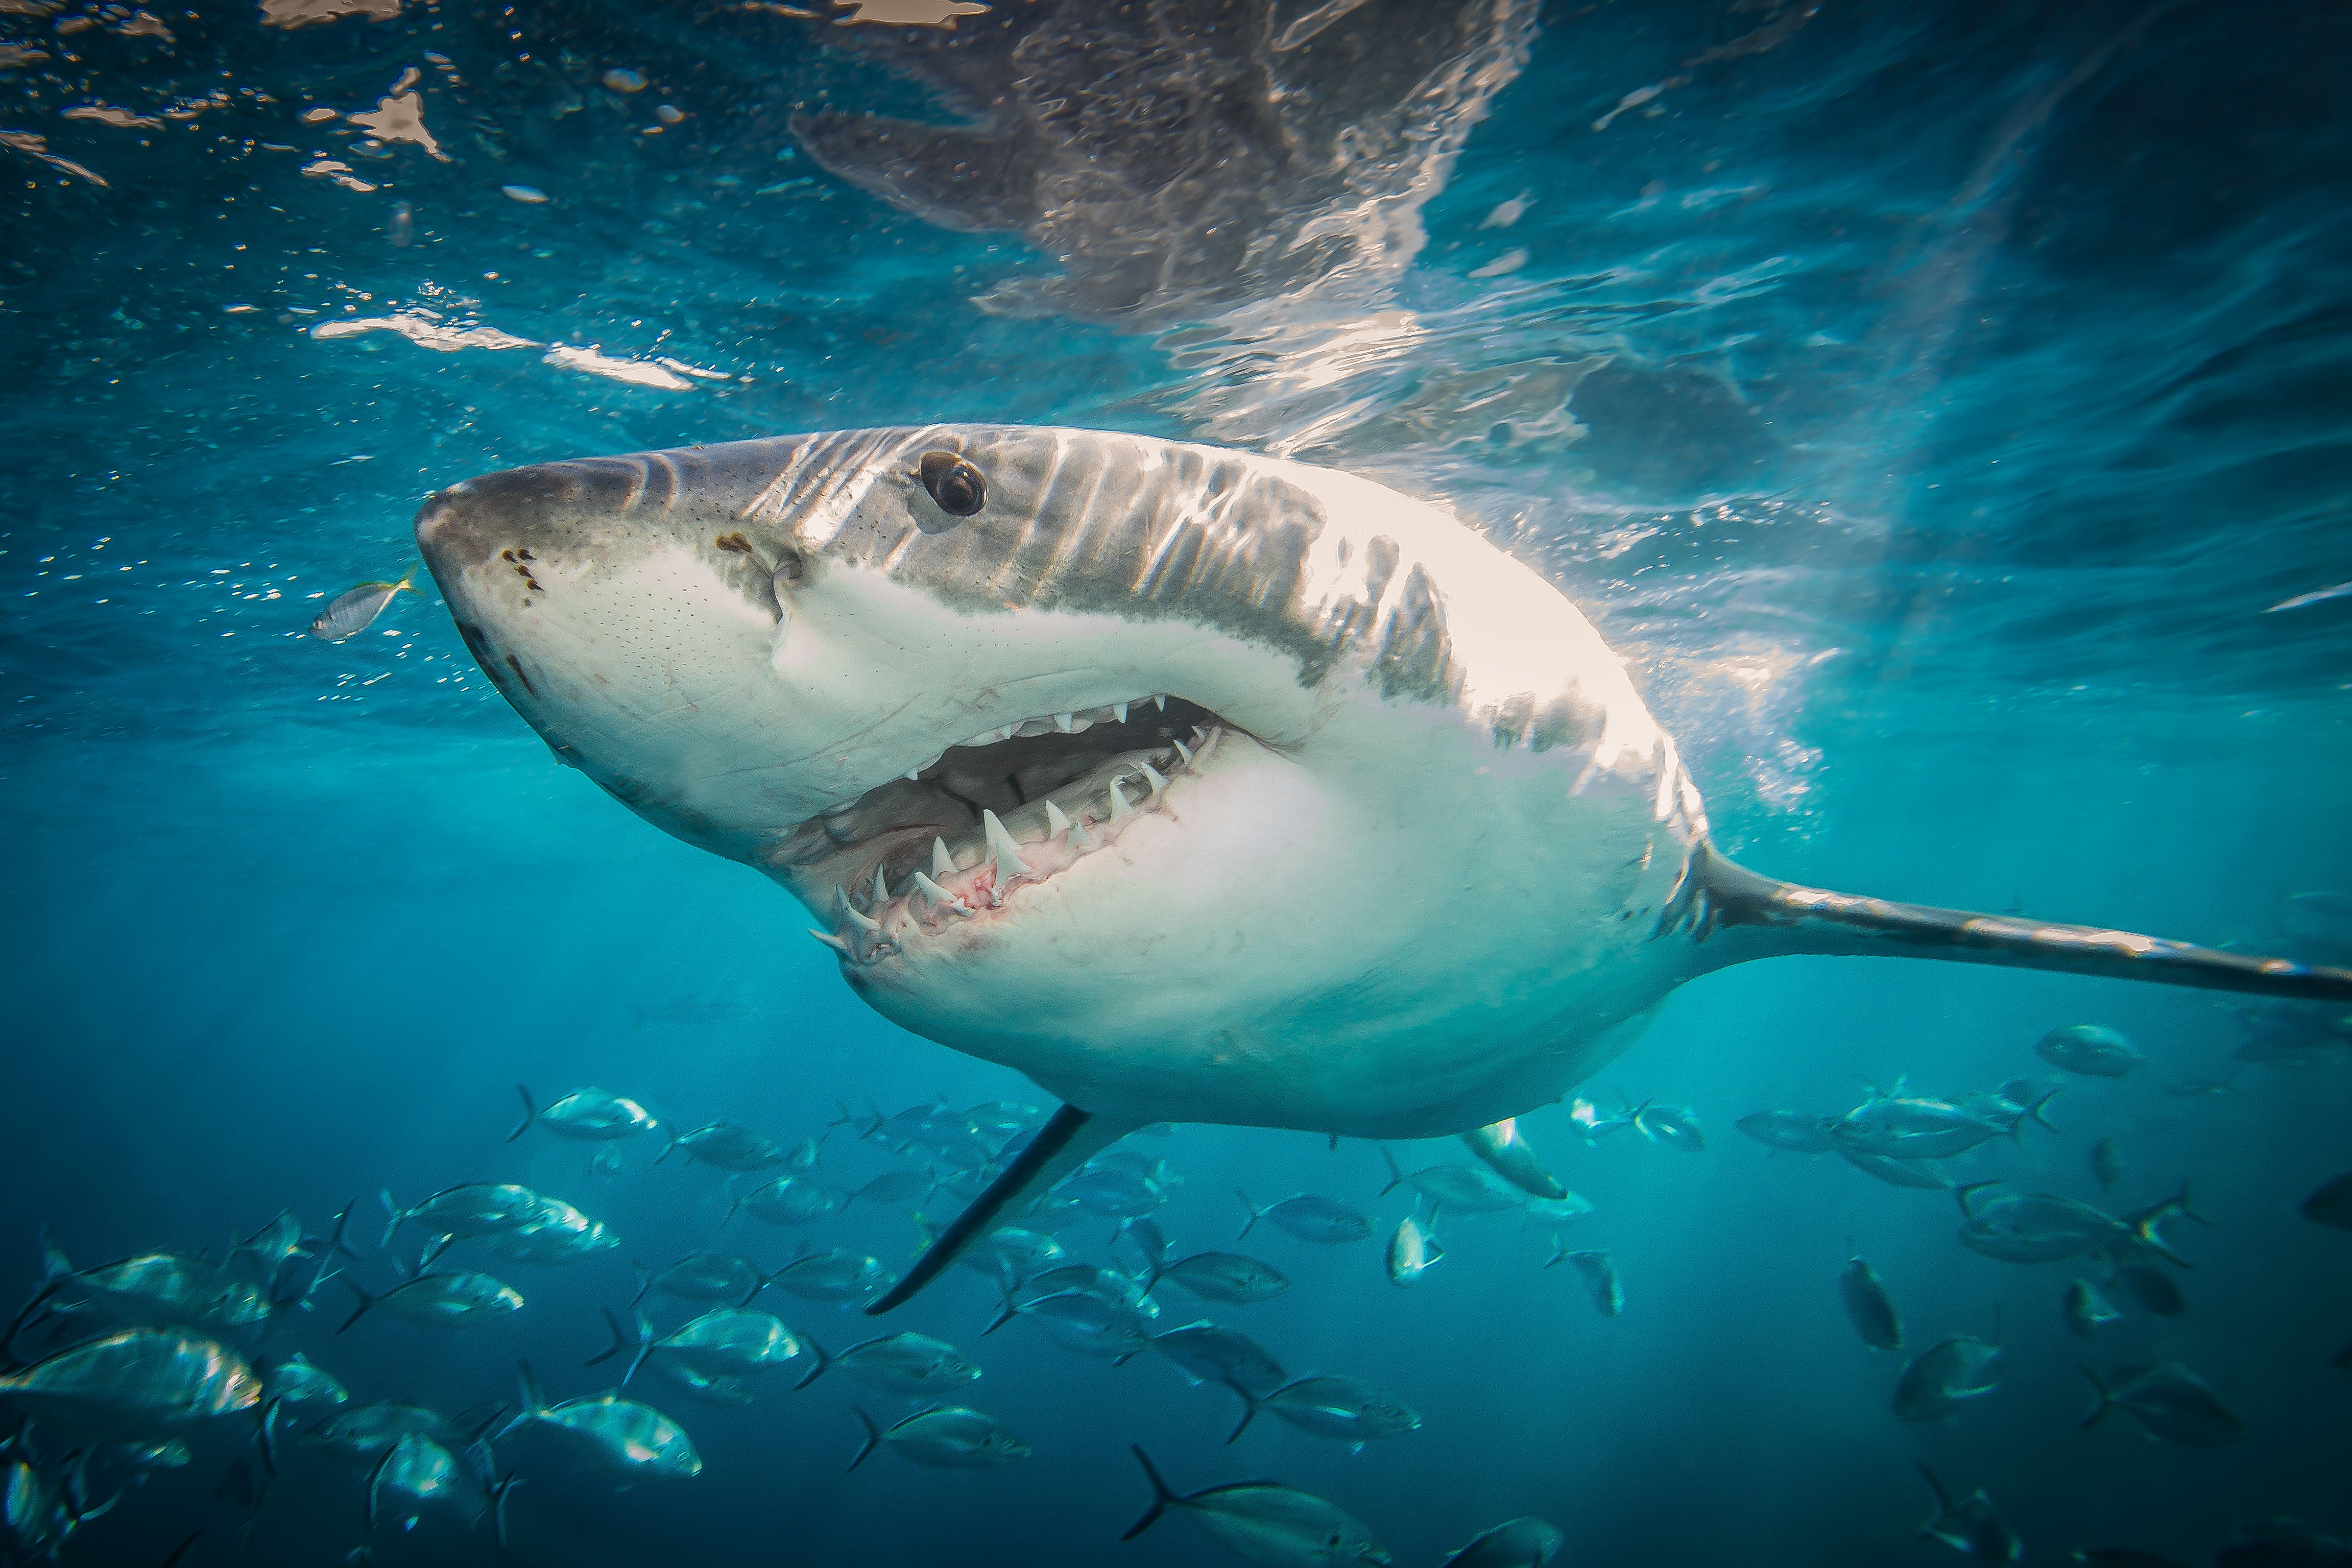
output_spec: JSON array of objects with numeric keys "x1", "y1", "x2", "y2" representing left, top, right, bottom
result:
[
  {"x1": 773, "y1": 546, "x2": 806, "y2": 586},
  {"x1": 917, "y1": 450, "x2": 986, "y2": 520}
]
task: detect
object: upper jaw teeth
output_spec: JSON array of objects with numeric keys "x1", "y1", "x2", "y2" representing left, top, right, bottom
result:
[
  {"x1": 805, "y1": 722, "x2": 1227, "y2": 969},
  {"x1": 949, "y1": 696, "x2": 1169, "y2": 752}
]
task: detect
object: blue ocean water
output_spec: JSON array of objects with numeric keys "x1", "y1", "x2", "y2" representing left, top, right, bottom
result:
[{"x1": 5, "y1": 2, "x2": 2352, "y2": 1564}]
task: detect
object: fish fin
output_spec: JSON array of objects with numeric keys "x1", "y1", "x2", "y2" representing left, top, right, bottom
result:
[
  {"x1": 491, "y1": 1474, "x2": 522, "y2": 1551},
  {"x1": 1542, "y1": 1235, "x2": 1566, "y2": 1269},
  {"x1": 847, "y1": 1408, "x2": 882, "y2": 1473},
  {"x1": 627, "y1": 1262, "x2": 652, "y2": 1311},
  {"x1": 38, "y1": 1227, "x2": 68, "y2": 1281},
  {"x1": 1379, "y1": 1147, "x2": 1405, "y2": 1196},
  {"x1": 1221, "y1": 1380, "x2": 1261, "y2": 1444},
  {"x1": 1122, "y1": 1445, "x2": 1179, "y2": 1540},
  {"x1": 863, "y1": 1104, "x2": 1140, "y2": 1315},
  {"x1": 159, "y1": 1529, "x2": 203, "y2": 1568},
  {"x1": 393, "y1": 561, "x2": 421, "y2": 594},
  {"x1": 507, "y1": 1084, "x2": 536, "y2": 1143},
  {"x1": 365, "y1": 1446, "x2": 391, "y2": 1533},
  {"x1": 793, "y1": 1335, "x2": 830, "y2": 1391},
  {"x1": 415, "y1": 1235, "x2": 451, "y2": 1272},
  {"x1": 2079, "y1": 1365, "x2": 2113, "y2": 1429},
  {"x1": 1682, "y1": 843, "x2": 2352, "y2": 1001},
  {"x1": 983, "y1": 1291, "x2": 1018, "y2": 1336},
  {"x1": 1953, "y1": 1180, "x2": 2003, "y2": 1217},
  {"x1": 325, "y1": 1198, "x2": 359, "y2": 1261},
  {"x1": 1235, "y1": 1189, "x2": 1261, "y2": 1241},
  {"x1": 334, "y1": 1275, "x2": 374, "y2": 1334}
]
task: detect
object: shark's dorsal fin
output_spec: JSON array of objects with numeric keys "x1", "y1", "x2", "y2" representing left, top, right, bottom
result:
[{"x1": 1678, "y1": 845, "x2": 2352, "y2": 1002}]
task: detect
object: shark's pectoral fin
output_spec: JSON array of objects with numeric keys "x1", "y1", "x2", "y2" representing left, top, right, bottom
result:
[
  {"x1": 1677, "y1": 843, "x2": 2352, "y2": 1002},
  {"x1": 864, "y1": 1104, "x2": 1139, "y2": 1315},
  {"x1": 788, "y1": 110, "x2": 1038, "y2": 234}
]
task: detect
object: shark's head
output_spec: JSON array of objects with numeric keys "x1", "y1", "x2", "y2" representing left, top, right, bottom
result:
[{"x1": 416, "y1": 425, "x2": 1708, "y2": 1136}]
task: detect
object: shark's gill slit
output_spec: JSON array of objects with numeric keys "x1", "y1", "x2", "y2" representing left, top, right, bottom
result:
[{"x1": 770, "y1": 696, "x2": 1231, "y2": 965}]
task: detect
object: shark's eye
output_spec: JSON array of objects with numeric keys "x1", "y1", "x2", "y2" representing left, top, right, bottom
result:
[
  {"x1": 918, "y1": 450, "x2": 986, "y2": 519},
  {"x1": 773, "y1": 546, "x2": 805, "y2": 586}
]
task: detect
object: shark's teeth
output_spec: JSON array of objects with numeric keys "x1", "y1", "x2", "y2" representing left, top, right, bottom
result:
[
  {"x1": 839, "y1": 886, "x2": 881, "y2": 934},
  {"x1": 933, "y1": 837, "x2": 957, "y2": 880},
  {"x1": 1045, "y1": 800, "x2": 1073, "y2": 839},
  {"x1": 1053, "y1": 712, "x2": 1075, "y2": 733},
  {"x1": 1107, "y1": 774, "x2": 1133, "y2": 822},
  {"x1": 1172, "y1": 737, "x2": 1193, "y2": 766},
  {"x1": 1153, "y1": 694, "x2": 1166, "y2": 710},
  {"x1": 809, "y1": 928, "x2": 853, "y2": 957},
  {"x1": 871, "y1": 865, "x2": 891, "y2": 905},
  {"x1": 1113, "y1": 702, "x2": 1129, "y2": 723},
  {"x1": 911, "y1": 869, "x2": 969, "y2": 914},
  {"x1": 982, "y1": 809, "x2": 1032, "y2": 886},
  {"x1": 1138, "y1": 761, "x2": 1168, "y2": 802}
]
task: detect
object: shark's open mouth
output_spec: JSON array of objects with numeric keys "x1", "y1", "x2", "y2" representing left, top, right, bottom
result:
[{"x1": 763, "y1": 696, "x2": 1233, "y2": 966}]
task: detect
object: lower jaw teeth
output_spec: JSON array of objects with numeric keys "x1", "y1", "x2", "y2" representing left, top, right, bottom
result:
[{"x1": 806, "y1": 727, "x2": 1223, "y2": 966}]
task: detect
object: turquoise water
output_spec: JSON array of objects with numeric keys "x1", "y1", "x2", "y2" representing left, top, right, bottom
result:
[{"x1": 5, "y1": 2, "x2": 2351, "y2": 1564}]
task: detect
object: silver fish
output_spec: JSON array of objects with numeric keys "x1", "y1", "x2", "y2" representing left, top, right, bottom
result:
[
  {"x1": 0, "y1": 1329, "x2": 259, "y2": 1435},
  {"x1": 1152, "y1": 1321, "x2": 1286, "y2": 1397},
  {"x1": 38, "y1": 1245, "x2": 270, "y2": 1332},
  {"x1": 850, "y1": 1169, "x2": 937, "y2": 1207},
  {"x1": 2090, "y1": 1137, "x2": 2123, "y2": 1192},
  {"x1": 302, "y1": 1402, "x2": 450, "y2": 1465},
  {"x1": 1635, "y1": 1103, "x2": 1706, "y2": 1152},
  {"x1": 338, "y1": 1270, "x2": 522, "y2": 1332},
  {"x1": 767, "y1": 1251, "x2": 895, "y2": 1306},
  {"x1": 1225, "y1": 1374, "x2": 1420, "y2": 1447},
  {"x1": 631, "y1": 1254, "x2": 765, "y2": 1307},
  {"x1": 1380, "y1": 1151, "x2": 1526, "y2": 1214},
  {"x1": 592, "y1": 1307, "x2": 801, "y2": 1385},
  {"x1": 661, "y1": 1122, "x2": 787, "y2": 1173},
  {"x1": 1916, "y1": 1463, "x2": 2021, "y2": 1561},
  {"x1": 795, "y1": 1332, "x2": 980, "y2": 1397},
  {"x1": 997, "y1": 1290, "x2": 1154, "y2": 1361},
  {"x1": 478, "y1": 1215, "x2": 619, "y2": 1266},
  {"x1": 1149, "y1": 1252, "x2": 1290, "y2": 1305},
  {"x1": 1735, "y1": 1110, "x2": 1836, "y2": 1154},
  {"x1": 1839, "y1": 1251, "x2": 1903, "y2": 1351},
  {"x1": 1518, "y1": 1193, "x2": 1596, "y2": 1229},
  {"x1": 1838, "y1": 1146, "x2": 1954, "y2": 1190},
  {"x1": 848, "y1": 1405, "x2": 1028, "y2": 1471},
  {"x1": 1955, "y1": 1186, "x2": 2127, "y2": 1265},
  {"x1": 1386, "y1": 1217, "x2": 1443, "y2": 1287},
  {"x1": 1893, "y1": 1336, "x2": 2004, "y2": 1422},
  {"x1": 1554, "y1": 1249, "x2": 1622, "y2": 1317},
  {"x1": 2036, "y1": 1024, "x2": 2146, "y2": 1078},
  {"x1": 308, "y1": 565, "x2": 418, "y2": 641},
  {"x1": 508, "y1": 1084, "x2": 657, "y2": 1143},
  {"x1": 382, "y1": 1184, "x2": 545, "y2": 1247},
  {"x1": 1832, "y1": 1097, "x2": 2007, "y2": 1161},
  {"x1": 261, "y1": 1352, "x2": 348, "y2": 1407},
  {"x1": 1124, "y1": 1446, "x2": 1390, "y2": 1566},
  {"x1": 1459, "y1": 1118, "x2": 1567, "y2": 1199},
  {"x1": 730, "y1": 1174, "x2": 851, "y2": 1227},
  {"x1": 1235, "y1": 1191, "x2": 1372, "y2": 1245},
  {"x1": 2081, "y1": 1363, "x2": 2242, "y2": 1447},
  {"x1": 1441, "y1": 1518, "x2": 1565, "y2": 1568},
  {"x1": 495, "y1": 1362, "x2": 700, "y2": 1479}
]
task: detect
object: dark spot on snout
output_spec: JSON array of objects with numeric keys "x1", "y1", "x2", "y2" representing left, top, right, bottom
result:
[
  {"x1": 715, "y1": 532, "x2": 753, "y2": 555},
  {"x1": 917, "y1": 450, "x2": 985, "y2": 523}
]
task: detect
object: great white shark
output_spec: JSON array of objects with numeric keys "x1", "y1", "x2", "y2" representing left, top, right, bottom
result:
[{"x1": 414, "y1": 424, "x2": 2352, "y2": 1312}]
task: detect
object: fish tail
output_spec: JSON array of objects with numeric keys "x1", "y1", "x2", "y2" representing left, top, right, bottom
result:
[
  {"x1": 627, "y1": 1262, "x2": 653, "y2": 1311},
  {"x1": 256, "y1": 1396, "x2": 283, "y2": 1477},
  {"x1": 1122, "y1": 1445, "x2": 1179, "y2": 1540},
  {"x1": 2078, "y1": 1365, "x2": 2113, "y2": 1429},
  {"x1": 1914, "y1": 1460, "x2": 1953, "y2": 1515},
  {"x1": 1221, "y1": 1380, "x2": 1262, "y2": 1444},
  {"x1": 847, "y1": 1408, "x2": 882, "y2": 1473},
  {"x1": 793, "y1": 1334, "x2": 830, "y2": 1391},
  {"x1": 585, "y1": 1307, "x2": 630, "y2": 1368},
  {"x1": 491, "y1": 1474, "x2": 523, "y2": 1551},
  {"x1": 365, "y1": 1446, "x2": 391, "y2": 1534},
  {"x1": 394, "y1": 560, "x2": 422, "y2": 593},
  {"x1": 1234, "y1": 1189, "x2": 1260, "y2": 1241},
  {"x1": 1379, "y1": 1147, "x2": 1405, "y2": 1196},
  {"x1": 507, "y1": 1085, "x2": 536, "y2": 1144},
  {"x1": 37, "y1": 1224, "x2": 68, "y2": 1281},
  {"x1": 377, "y1": 1189, "x2": 402, "y2": 1250},
  {"x1": 1542, "y1": 1235, "x2": 1566, "y2": 1269},
  {"x1": 334, "y1": 1275, "x2": 374, "y2": 1335},
  {"x1": 493, "y1": 1361, "x2": 543, "y2": 1443},
  {"x1": 2023, "y1": 1088, "x2": 2063, "y2": 1139},
  {"x1": 325, "y1": 1199, "x2": 359, "y2": 1261}
]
